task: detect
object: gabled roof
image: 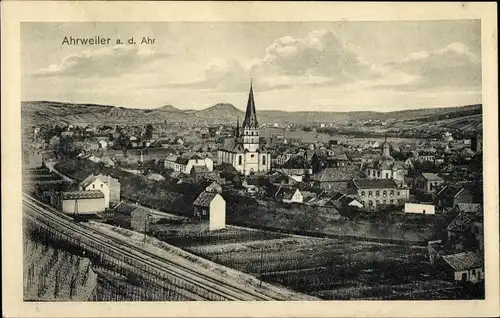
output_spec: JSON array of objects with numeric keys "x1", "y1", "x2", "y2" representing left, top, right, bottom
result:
[
  {"x1": 80, "y1": 174, "x2": 98, "y2": 188},
  {"x1": 275, "y1": 186, "x2": 299, "y2": 200},
  {"x1": 352, "y1": 178, "x2": 398, "y2": 189},
  {"x1": 442, "y1": 252, "x2": 483, "y2": 271},
  {"x1": 193, "y1": 191, "x2": 220, "y2": 207},
  {"x1": 192, "y1": 166, "x2": 209, "y2": 173},
  {"x1": 421, "y1": 172, "x2": 443, "y2": 181},
  {"x1": 311, "y1": 166, "x2": 362, "y2": 182}
]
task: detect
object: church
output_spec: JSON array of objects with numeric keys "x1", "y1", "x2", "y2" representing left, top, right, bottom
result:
[
  {"x1": 217, "y1": 83, "x2": 271, "y2": 175},
  {"x1": 364, "y1": 137, "x2": 406, "y2": 185}
]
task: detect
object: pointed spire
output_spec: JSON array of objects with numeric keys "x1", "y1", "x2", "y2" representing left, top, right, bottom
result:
[{"x1": 242, "y1": 80, "x2": 258, "y2": 129}]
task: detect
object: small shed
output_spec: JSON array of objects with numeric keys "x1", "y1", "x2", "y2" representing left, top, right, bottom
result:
[
  {"x1": 193, "y1": 191, "x2": 226, "y2": 231},
  {"x1": 441, "y1": 252, "x2": 484, "y2": 283}
]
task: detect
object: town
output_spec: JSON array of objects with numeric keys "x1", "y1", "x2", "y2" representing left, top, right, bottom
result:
[{"x1": 23, "y1": 83, "x2": 484, "y2": 301}]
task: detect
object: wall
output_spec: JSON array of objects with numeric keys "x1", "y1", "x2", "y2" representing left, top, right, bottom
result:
[
  {"x1": 209, "y1": 195, "x2": 226, "y2": 231},
  {"x1": 357, "y1": 187, "x2": 409, "y2": 209},
  {"x1": 84, "y1": 179, "x2": 110, "y2": 208},
  {"x1": 404, "y1": 203, "x2": 436, "y2": 215},
  {"x1": 61, "y1": 197, "x2": 105, "y2": 214}
]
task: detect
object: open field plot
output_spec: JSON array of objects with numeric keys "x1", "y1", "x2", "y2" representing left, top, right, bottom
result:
[
  {"x1": 154, "y1": 225, "x2": 469, "y2": 300},
  {"x1": 150, "y1": 223, "x2": 286, "y2": 248}
]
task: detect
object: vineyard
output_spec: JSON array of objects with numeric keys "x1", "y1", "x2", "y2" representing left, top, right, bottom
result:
[
  {"x1": 23, "y1": 234, "x2": 97, "y2": 301},
  {"x1": 149, "y1": 221, "x2": 466, "y2": 300}
]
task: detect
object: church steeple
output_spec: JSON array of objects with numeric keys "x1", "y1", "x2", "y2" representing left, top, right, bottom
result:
[{"x1": 242, "y1": 80, "x2": 259, "y2": 129}]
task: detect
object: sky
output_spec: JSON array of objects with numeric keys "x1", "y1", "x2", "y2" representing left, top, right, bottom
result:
[{"x1": 21, "y1": 21, "x2": 482, "y2": 112}]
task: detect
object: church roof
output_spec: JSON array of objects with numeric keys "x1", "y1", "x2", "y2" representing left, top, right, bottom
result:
[{"x1": 242, "y1": 82, "x2": 259, "y2": 129}]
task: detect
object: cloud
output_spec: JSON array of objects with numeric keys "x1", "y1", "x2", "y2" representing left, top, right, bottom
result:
[
  {"x1": 253, "y1": 29, "x2": 380, "y2": 82},
  {"x1": 33, "y1": 45, "x2": 170, "y2": 78},
  {"x1": 384, "y1": 42, "x2": 481, "y2": 90},
  {"x1": 157, "y1": 29, "x2": 380, "y2": 92}
]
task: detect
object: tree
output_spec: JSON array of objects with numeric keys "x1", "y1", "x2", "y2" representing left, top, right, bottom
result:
[{"x1": 145, "y1": 124, "x2": 154, "y2": 140}]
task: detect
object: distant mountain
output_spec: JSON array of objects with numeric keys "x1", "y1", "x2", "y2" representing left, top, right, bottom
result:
[{"x1": 21, "y1": 100, "x2": 482, "y2": 129}]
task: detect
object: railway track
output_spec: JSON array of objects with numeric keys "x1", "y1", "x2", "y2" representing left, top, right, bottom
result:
[{"x1": 23, "y1": 194, "x2": 275, "y2": 301}]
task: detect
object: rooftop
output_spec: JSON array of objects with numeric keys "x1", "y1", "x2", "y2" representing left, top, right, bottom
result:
[
  {"x1": 193, "y1": 191, "x2": 220, "y2": 207},
  {"x1": 421, "y1": 173, "x2": 444, "y2": 181},
  {"x1": 61, "y1": 190, "x2": 104, "y2": 200},
  {"x1": 312, "y1": 166, "x2": 362, "y2": 182},
  {"x1": 352, "y1": 178, "x2": 398, "y2": 189},
  {"x1": 442, "y1": 252, "x2": 483, "y2": 271}
]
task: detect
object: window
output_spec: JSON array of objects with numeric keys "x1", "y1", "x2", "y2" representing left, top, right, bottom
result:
[
  {"x1": 368, "y1": 191, "x2": 373, "y2": 197},
  {"x1": 377, "y1": 171, "x2": 381, "y2": 177},
  {"x1": 390, "y1": 199, "x2": 394, "y2": 204},
  {"x1": 385, "y1": 173, "x2": 389, "y2": 178},
  {"x1": 390, "y1": 190, "x2": 394, "y2": 196},
  {"x1": 368, "y1": 200, "x2": 373, "y2": 207},
  {"x1": 238, "y1": 156, "x2": 242, "y2": 165},
  {"x1": 361, "y1": 191, "x2": 365, "y2": 197},
  {"x1": 383, "y1": 190, "x2": 387, "y2": 197},
  {"x1": 251, "y1": 154, "x2": 254, "y2": 158},
  {"x1": 383, "y1": 199, "x2": 386, "y2": 204},
  {"x1": 100, "y1": 184, "x2": 103, "y2": 188},
  {"x1": 92, "y1": 184, "x2": 95, "y2": 189},
  {"x1": 397, "y1": 191, "x2": 401, "y2": 196},
  {"x1": 376, "y1": 191, "x2": 380, "y2": 197},
  {"x1": 376, "y1": 200, "x2": 380, "y2": 205},
  {"x1": 262, "y1": 156, "x2": 266, "y2": 165}
]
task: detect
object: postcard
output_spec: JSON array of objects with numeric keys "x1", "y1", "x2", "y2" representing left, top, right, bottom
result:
[{"x1": 2, "y1": 1, "x2": 498, "y2": 317}]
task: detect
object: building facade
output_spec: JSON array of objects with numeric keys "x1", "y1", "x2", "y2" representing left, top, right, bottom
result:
[
  {"x1": 217, "y1": 83, "x2": 271, "y2": 175},
  {"x1": 350, "y1": 179, "x2": 410, "y2": 210},
  {"x1": 364, "y1": 139, "x2": 405, "y2": 184}
]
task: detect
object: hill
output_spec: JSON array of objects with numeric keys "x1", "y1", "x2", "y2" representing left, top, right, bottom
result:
[{"x1": 21, "y1": 100, "x2": 482, "y2": 129}]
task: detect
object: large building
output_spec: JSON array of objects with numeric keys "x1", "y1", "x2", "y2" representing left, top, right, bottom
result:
[
  {"x1": 217, "y1": 83, "x2": 271, "y2": 175},
  {"x1": 364, "y1": 138, "x2": 405, "y2": 185}
]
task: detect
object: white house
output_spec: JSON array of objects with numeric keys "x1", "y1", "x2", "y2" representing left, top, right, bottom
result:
[
  {"x1": 274, "y1": 186, "x2": 303, "y2": 203},
  {"x1": 404, "y1": 203, "x2": 436, "y2": 215},
  {"x1": 79, "y1": 174, "x2": 116, "y2": 208},
  {"x1": 164, "y1": 154, "x2": 214, "y2": 174},
  {"x1": 98, "y1": 140, "x2": 108, "y2": 149},
  {"x1": 193, "y1": 191, "x2": 226, "y2": 231}
]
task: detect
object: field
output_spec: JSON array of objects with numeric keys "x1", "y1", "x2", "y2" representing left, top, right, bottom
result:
[
  {"x1": 260, "y1": 127, "x2": 424, "y2": 145},
  {"x1": 149, "y1": 221, "x2": 469, "y2": 300}
]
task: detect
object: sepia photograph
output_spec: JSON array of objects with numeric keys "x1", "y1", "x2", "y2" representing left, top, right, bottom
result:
[{"x1": 2, "y1": 1, "x2": 499, "y2": 318}]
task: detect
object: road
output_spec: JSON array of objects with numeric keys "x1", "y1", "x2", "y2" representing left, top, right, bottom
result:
[
  {"x1": 23, "y1": 194, "x2": 310, "y2": 301},
  {"x1": 44, "y1": 160, "x2": 74, "y2": 182}
]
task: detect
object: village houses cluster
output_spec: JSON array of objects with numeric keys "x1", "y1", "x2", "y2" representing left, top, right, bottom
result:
[{"x1": 24, "y1": 83, "x2": 484, "y2": 284}]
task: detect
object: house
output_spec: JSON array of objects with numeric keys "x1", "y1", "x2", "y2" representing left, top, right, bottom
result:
[
  {"x1": 311, "y1": 166, "x2": 363, "y2": 192},
  {"x1": 441, "y1": 252, "x2": 484, "y2": 283},
  {"x1": 80, "y1": 174, "x2": 121, "y2": 208},
  {"x1": 436, "y1": 186, "x2": 482, "y2": 210},
  {"x1": 98, "y1": 140, "x2": 108, "y2": 149},
  {"x1": 414, "y1": 173, "x2": 445, "y2": 193},
  {"x1": 130, "y1": 205, "x2": 166, "y2": 233},
  {"x1": 190, "y1": 165, "x2": 210, "y2": 183},
  {"x1": 242, "y1": 176, "x2": 261, "y2": 195},
  {"x1": 446, "y1": 209, "x2": 483, "y2": 252},
  {"x1": 349, "y1": 179, "x2": 410, "y2": 210},
  {"x1": 327, "y1": 192, "x2": 363, "y2": 209},
  {"x1": 274, "y1": 186, "x2": 303, "y2": 203},
  {"x1": 404, "y1": 203, "x2": 436, "y2": 215},
  {"x1": 192, "y1": 191, "x2": 226, "y2": 231},
  {"x1": 56, "y1": 191, "x2": 105, "y2": 215},
  {"x1": 80, "y1": 174, "x2": 110, "y2": 208},
  {"x1": 164, "y1": 154, "x2": 214, "y2": 174}
]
